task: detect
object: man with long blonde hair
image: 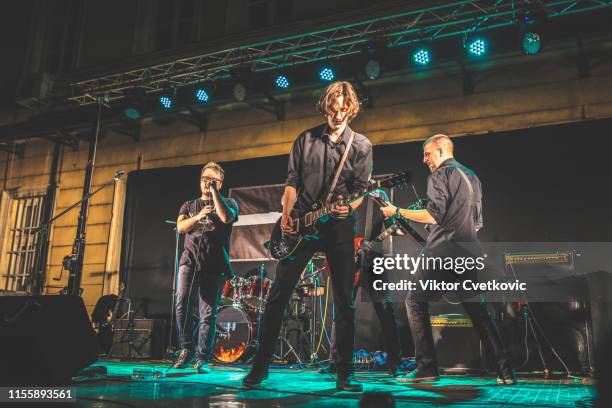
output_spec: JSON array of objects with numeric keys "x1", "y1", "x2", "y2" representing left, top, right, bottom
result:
[{"x1": 243, "y1": 81, "x2": 372, "y2": 392}]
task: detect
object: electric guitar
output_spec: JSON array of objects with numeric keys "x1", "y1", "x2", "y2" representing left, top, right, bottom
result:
[{"x1": 267, "y1": 171, "x2": 411, "y2": 260}]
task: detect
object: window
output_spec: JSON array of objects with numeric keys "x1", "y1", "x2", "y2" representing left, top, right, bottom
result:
[
  {"x1": 1, "y1": 193, "x2": 47, "y2": 293},
  {"x1": 44, "y1": 0, "x2": 82, "y2": 74},
  {"x1": 248, "y1": 0, "x2": 293, "y2": 31},
  {"x1": 248, "y1": 0, "x2": 270, "y2": 30},
  {"x1": 155, "y1": 0, "x2": 196, "y2": 50}
]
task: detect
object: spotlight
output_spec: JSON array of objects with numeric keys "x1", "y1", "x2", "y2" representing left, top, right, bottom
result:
[
  {"x1": 122, "y1": 88, "x2": 145, "y2": 120},
  {"x1": 274, "y1": 75, "x2": 290, "y2": 89},
  {"x1": 159, "y1": 94, "x2": 173, "y2": 109},
  {"x1": 467, "y1": 37, "x2": 488, "y2": 57},
  {"x1": 522, "y1": 31, "x2": 542, "y2": 55},
  {"x1": 232, "y1": 82, "x2": 247, "y2": 101},
  {"x1": 364, "y1": 59, "x2": 381, "y2": 80},
  {"x1": 195, "y1": 88, "x2": 209, "y2": 103},
  {"x1": 413, "y1": 48, "x2": 431, "y2": 65},
  {"x1": 123, "y1": 108, "x2": 140, "y2": 120},
  {"x1": 319, "y1": 67, "x2": 335, "y2": 82}
]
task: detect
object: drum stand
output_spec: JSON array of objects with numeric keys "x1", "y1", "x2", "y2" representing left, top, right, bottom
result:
[
  {"x1": 302, "y1": 256, "x2": 327, "y2": 365},
  {"x1": 274, "y1": 321, "x2": 304, "y2": 365}
]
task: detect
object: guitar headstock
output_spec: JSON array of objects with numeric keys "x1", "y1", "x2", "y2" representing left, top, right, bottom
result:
[{"x1": 377, "y1": 170, "x2": 411, "y2": 189}]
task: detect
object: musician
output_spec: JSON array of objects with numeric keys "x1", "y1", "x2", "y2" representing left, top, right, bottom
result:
[
  {"x1": 380, "y1": 134, "x2": 515, "y2": 384},
  {"x1": 322, "y1": 186, "x2": 403, "y2": 377},
  {"x1": 243, "y1": 81, "x2": 372, "y2": 392},
  {"x1": 174, "y1": 162, "x2": 239, "y2": 373}
]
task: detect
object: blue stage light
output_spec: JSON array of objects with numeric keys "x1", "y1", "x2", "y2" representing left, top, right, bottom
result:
[
  {"x1": 123, "y1": 108, "x2": 140, "y2": 120},
  {"x1": 413, "y1": 48, "x2": 431, "y2": 65},
  {"x1": 522, "y1": 31, "x2": 542, "y2": 55},
  {"x1": 275, "y1": 75, "x2": 290, "y2": 89},
  {"x1": 195, "y1": 88, "x2": 209, "y2": 103},
  {"x1": 159, "y1": 95, "x2": 173, "y2": 109},
  {"x1": 468, "y1": 38, "x2": 488, "y2": 57},
  {"x1": 319, "y1": 67, "x2": 335, "y2": 82}
]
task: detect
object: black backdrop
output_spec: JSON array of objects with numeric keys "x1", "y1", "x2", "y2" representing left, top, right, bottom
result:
[{"x1": 120, "y1": 118, "x2": 612, "y2": 356}]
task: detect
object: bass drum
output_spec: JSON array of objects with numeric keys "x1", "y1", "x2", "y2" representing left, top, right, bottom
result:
[{"x1": 213, "y1": 306, "x2": 260, "y2": 363}]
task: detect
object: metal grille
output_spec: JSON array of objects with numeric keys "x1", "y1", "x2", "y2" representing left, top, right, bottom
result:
[{"x1": 3, "y1": 193, "x2": 46, "y2": 292}]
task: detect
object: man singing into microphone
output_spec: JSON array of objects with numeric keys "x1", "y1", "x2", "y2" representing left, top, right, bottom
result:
[{"x1": 173, "y1": 162, "x2": 239, "y2": 373}]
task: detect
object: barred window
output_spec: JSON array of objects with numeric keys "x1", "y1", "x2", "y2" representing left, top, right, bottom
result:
[{"x1": 2, "y1": 192, "x2": 47, "y2": 293}]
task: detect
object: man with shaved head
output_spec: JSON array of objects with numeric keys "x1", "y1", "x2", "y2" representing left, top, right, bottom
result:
[{"x1": 381, "y1": 134, "x2": 515, "y2": 385}]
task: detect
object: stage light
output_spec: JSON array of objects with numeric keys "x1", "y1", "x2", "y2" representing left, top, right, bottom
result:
[
  {"x1": 413, "y1": 48, "x2": 431, "y2": 65},
  {"x1": 274, "y1": 75, "x2": 290, "y2": 89},
  {"x1": 468, "y1": 37, "x2": 488, "y2": 57},
  {"x1": 122, "y1": 88, "x2": 145, "y2": 120},
  {"x1": 159, "y1": 95, "x2": 173, "y2": 109},
  {"x1": 123, "y1": 107, "x2": 140, "y2": 120},
  {"x1": 195, "y1": 88, "x2": 209, "y2": 103},
  {"x1": 319, "y1": 67, "x2": 335, "y2": 82},
  {"x1": 232, "y1": 82, "x2": 247, "y2": 101},
  {"x1": 364, "y1": 59, "x2": 381, "y2": 80},
  {"x1": 522, "y1": 31, "x2": 542, "y2": 55}
]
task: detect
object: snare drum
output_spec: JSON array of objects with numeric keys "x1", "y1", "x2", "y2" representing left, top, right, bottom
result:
[
  {"x1": 243, "y1": 276, "x2": 272, "y2": 310},
  {"x1": 220, "y1": 277, "x2": 246, "y2": 306}
]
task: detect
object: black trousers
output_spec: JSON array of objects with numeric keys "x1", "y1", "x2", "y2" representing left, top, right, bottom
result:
[
  {"x1": 329, "y1": 250, "x2": 402, "y2": 367},
  {"x1": 405, "y1": 244, "x2": 511, "y2": 376},
  {"x1": 175, "y1": 264, "x2": 224, "y2": 361},
  {"x1": 255, "y1": 217, "x2": 357, "y2": 373}
]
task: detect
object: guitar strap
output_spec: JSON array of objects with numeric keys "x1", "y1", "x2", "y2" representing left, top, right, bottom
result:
[
  {"x1": 453, "y1": 165, "x2": 478, "y2": 231},
  {"x1": 325, "y1": 130, "x2": 355, "y2": 204}
]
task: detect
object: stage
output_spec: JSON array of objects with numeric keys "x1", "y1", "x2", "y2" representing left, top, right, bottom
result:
[{"x1": 72, "y1": 359, "x2": 595, "y2": 407}]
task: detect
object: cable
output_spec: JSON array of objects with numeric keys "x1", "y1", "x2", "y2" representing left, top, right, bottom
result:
[
  {"x1": 507, "y1": 261, "x2": 575, "y2": 378},
  {"x1": 318, "y1": 277, "x2": 331, "y2": 345},
  {"x1": 314, "y1": 275, "x2": 330, "y2": 355}
]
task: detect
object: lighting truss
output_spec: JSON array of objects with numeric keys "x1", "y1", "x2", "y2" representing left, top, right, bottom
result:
[{"x1": 67, "y1": 0, "x2": 612, "y2": 105}]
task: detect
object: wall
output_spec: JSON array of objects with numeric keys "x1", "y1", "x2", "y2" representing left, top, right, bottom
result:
[{"x1": 1, "y1": 35, "x2": 612, "y2": 313}]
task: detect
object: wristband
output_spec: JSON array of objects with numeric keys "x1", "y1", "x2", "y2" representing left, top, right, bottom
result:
[{"x1": 394, "y1": 207, "x2": 400, "y2": 216}]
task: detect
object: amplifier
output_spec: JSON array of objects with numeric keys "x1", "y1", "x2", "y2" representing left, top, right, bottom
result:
[
  {"x1": 109, "y1": 318, "x2": 166, "y2": 359},
  {"x1": 429, "y1": 306, "x2": 484, "y2": 373}
]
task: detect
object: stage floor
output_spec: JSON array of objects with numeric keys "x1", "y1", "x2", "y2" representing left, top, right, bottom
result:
[{"x1": 72, "y1": 359, "x2": 596, "y2": 407}]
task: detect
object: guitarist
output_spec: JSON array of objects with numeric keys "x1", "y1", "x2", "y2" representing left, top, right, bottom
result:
[
  {"x1": 243, "y1": 81, "x2": 372, "y2": 392},
  {"x1": 380, "y1": 134, "x2": 515, "y2": 385},
  {"x1": 321, "y1": 186, "x2": 404, "y2": 377}
]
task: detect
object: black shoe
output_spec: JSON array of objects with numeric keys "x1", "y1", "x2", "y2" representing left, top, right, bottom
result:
[
  {"x1": 243, "y1": 359, "x2": 269, "y2": 388},
  {"x1": 173, "y1": 348, "x2": 191, "y2": 369},
  {"x1": 194, "y1": 359, "x2": 211, "y2": 374},
  {"x1": 497, "y1": 367, "x2": 517, "y2": 385},
  {"x1": 319, "y1": 363, "x2": 337, "y2": 374},
  {"x1": 336, "y1": 373, "x2": 363, "y2": 392},
  {"x1": 396, "y1": 369, "x2": 439, "y2": 383}
]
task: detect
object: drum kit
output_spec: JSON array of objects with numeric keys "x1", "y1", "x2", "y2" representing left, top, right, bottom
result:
[
  {"x1": 213, "y1": 270, "x2": 272, "y2": 363},
  {"x1": 213, "y1": 256, "x2": 329, "y2": 365}
]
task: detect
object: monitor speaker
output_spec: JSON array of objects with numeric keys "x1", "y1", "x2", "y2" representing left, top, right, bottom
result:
[{"x1": 0, "y1": 295, "x2": 98, "y2": 385}]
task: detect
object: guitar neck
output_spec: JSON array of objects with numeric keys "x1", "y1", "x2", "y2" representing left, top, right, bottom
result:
[
  {"x1": 298, "y1": 183, "x2": 388, "y2": 228},
  {"x1": 363, "y1": 224, "x2": 397, "y2": 252}
]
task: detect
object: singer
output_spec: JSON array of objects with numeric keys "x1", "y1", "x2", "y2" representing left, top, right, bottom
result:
[{"x1": 173, "y1": 162, "x2": 239, "y2": 373}]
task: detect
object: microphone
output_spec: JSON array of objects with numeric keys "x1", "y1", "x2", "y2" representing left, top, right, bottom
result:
[{"x1": 113, "y1": 170, "x2": 126, "y2": 180}]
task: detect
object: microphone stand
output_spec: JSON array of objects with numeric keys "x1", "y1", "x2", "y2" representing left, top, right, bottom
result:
[
  {"x1": 164, "y1": 219, "x2": 180, "y2": 359},
  {"x1": 35, "y1": 171, "x2": 126, "y2": 291}
]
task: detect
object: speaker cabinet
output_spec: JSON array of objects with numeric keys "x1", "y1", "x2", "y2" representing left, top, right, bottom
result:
[
  {"x1": 0, "y1": 295, "x2": 98, "y2": 385},
  {"x1": 109, "y1": 318, "x2": 166, "y2": 359}
]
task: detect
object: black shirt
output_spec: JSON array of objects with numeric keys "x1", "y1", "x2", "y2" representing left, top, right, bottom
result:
[
  {"x1": 178, "y1": 197, "x2": 239, "y2": 278},
  {"x1": 286, "y1": 124, "x2": 373, "y2": 214},
  {"x1": 426, "y1": 158, "x2": 483, "y2": 248}
]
